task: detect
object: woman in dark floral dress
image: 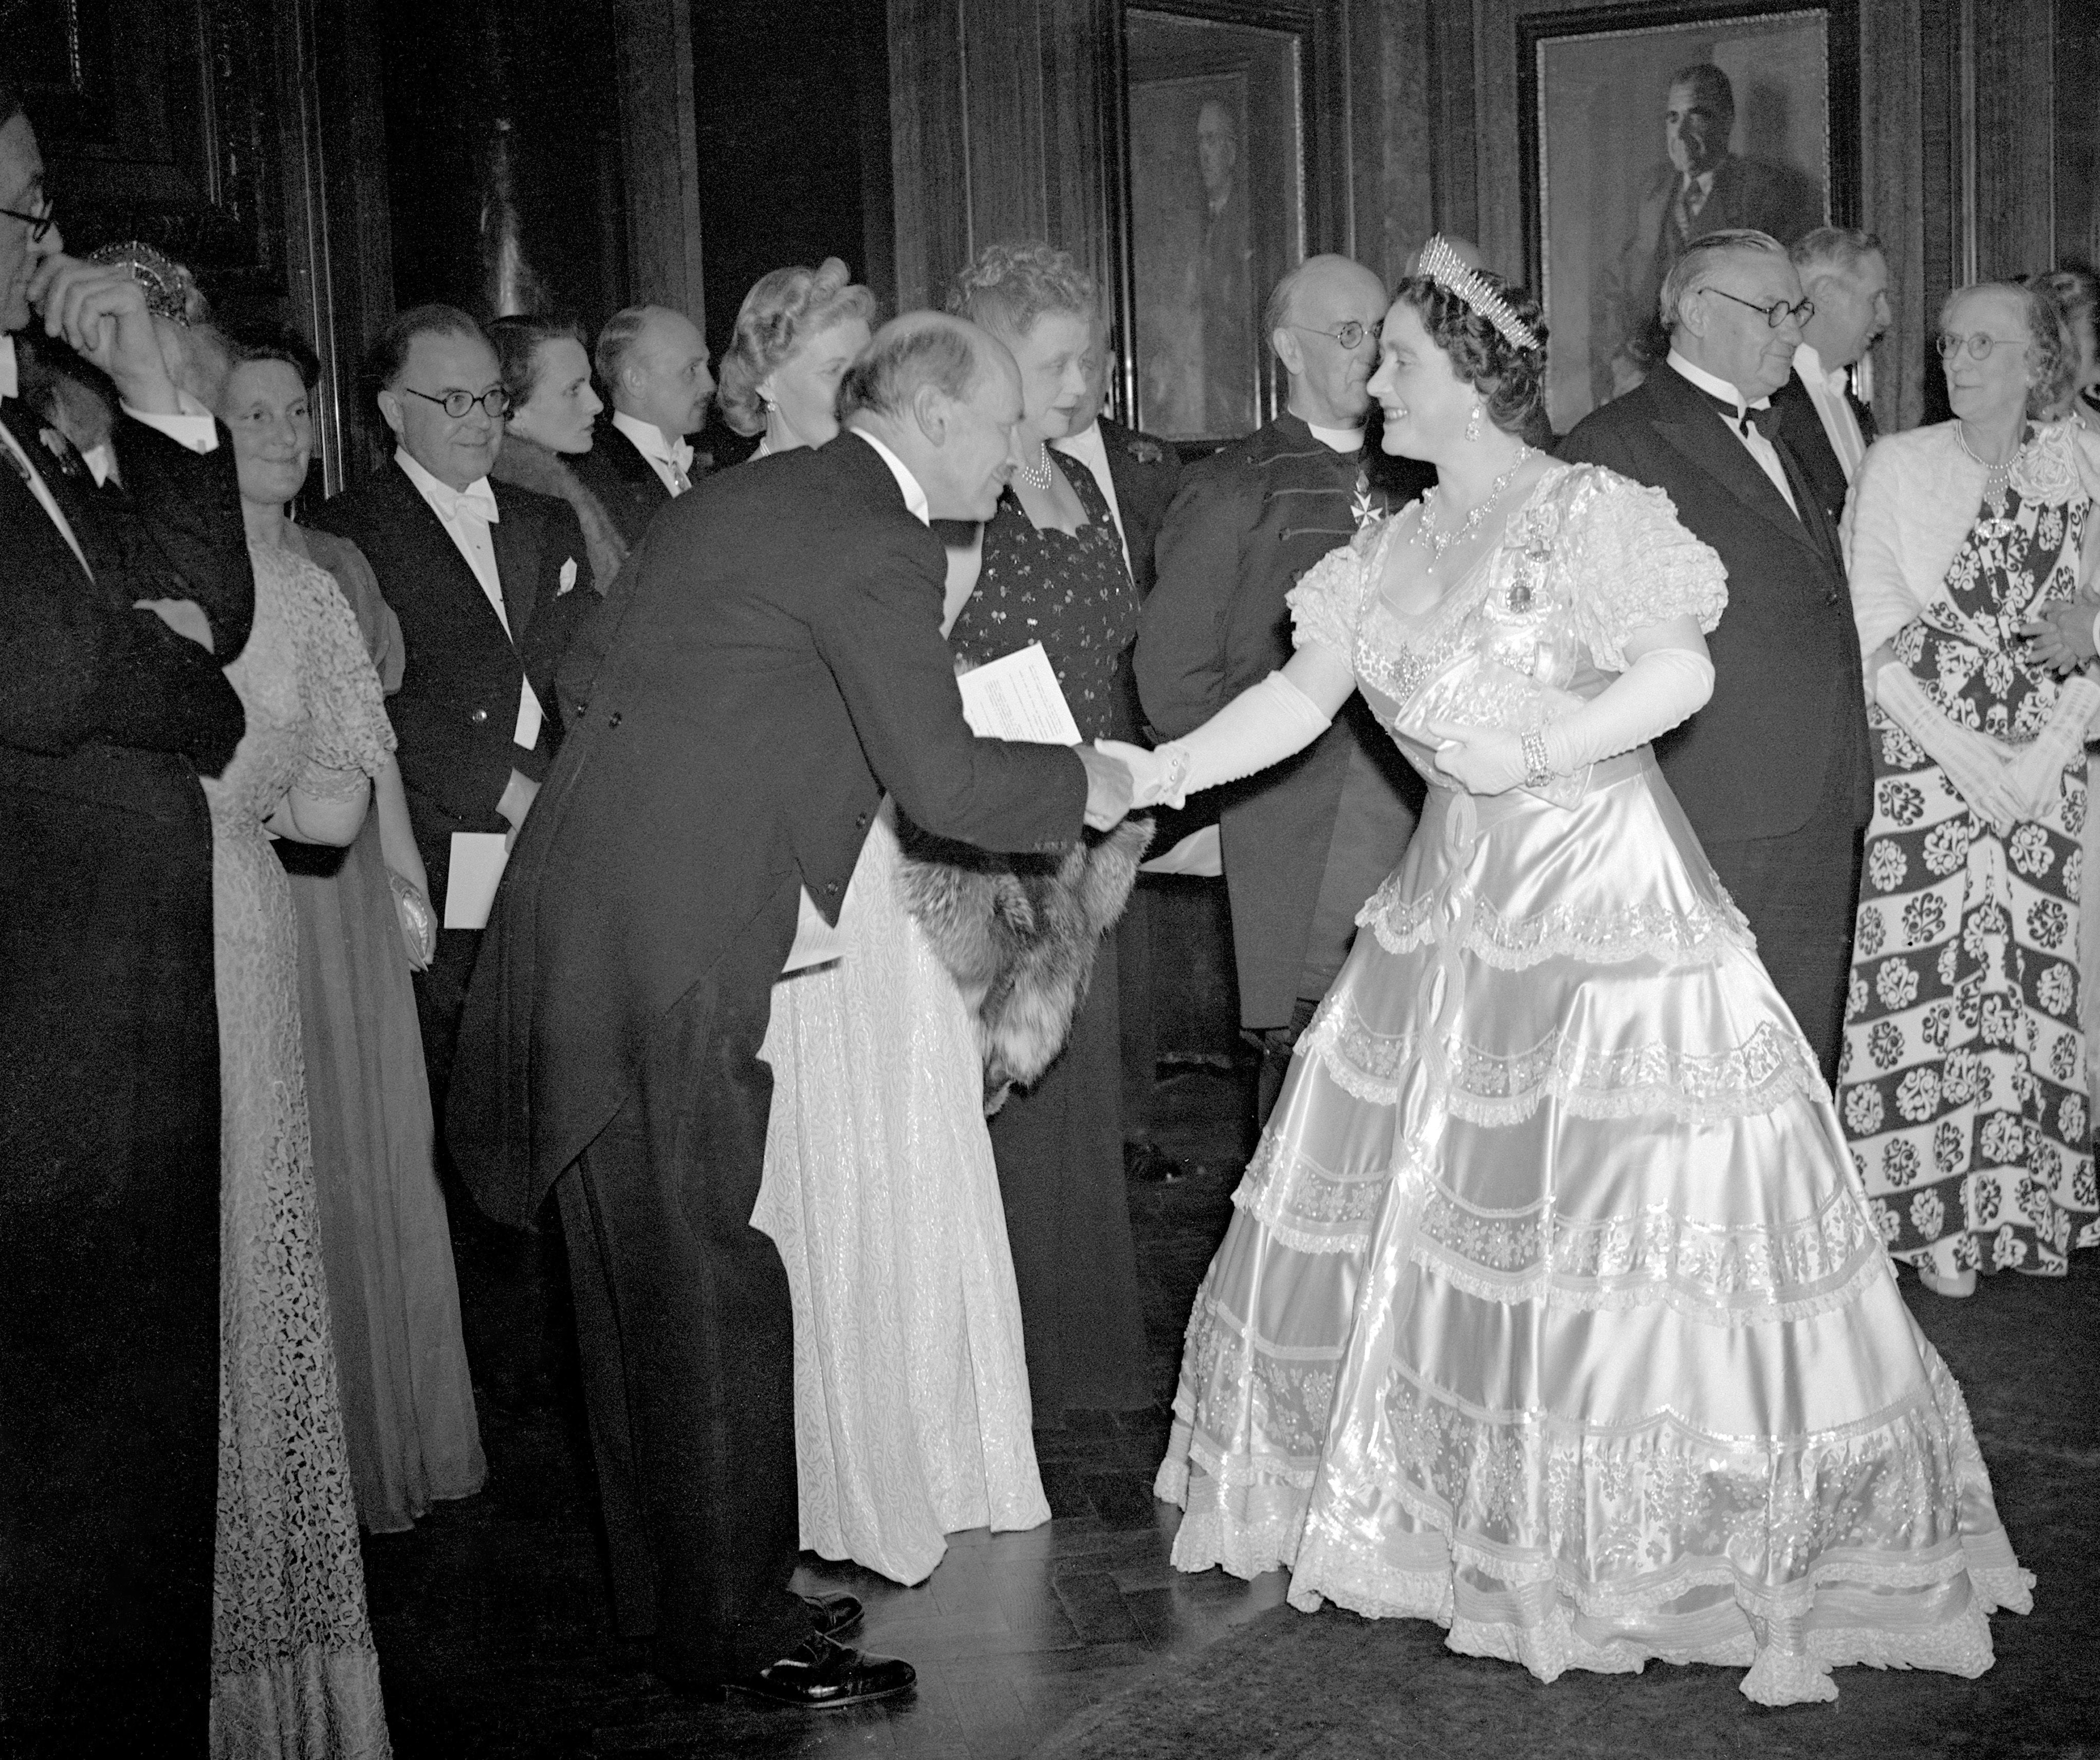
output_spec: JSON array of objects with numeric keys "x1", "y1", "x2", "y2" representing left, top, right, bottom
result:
[
  {"x1": 1843, "y1": 280, "x2": 2100, "y2": 1296},
  {"x1": 944, "y1": 242, "x2": 1152, "y2": 1420}
]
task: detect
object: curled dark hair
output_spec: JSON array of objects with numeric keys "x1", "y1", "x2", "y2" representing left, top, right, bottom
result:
[
  {"x1": 487, "y1": 312, "x2": 587, "y2": 410},
  {"x1": 1391, "y1": 271, "x2": 1549, "y2": 439},
  {"x1": 223, "y1": 323, "x2": 322, "y2": 393}
]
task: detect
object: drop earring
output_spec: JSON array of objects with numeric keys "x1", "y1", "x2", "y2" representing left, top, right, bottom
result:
[{"x1": 1465, "y1": 402, "x2": 1483, "y2": 443}]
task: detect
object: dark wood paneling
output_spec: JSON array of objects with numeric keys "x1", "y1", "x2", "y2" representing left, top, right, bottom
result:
[
  {"x1": 1972, "y1": 0, "x2": 2055, "y2": 281},
  {"x1": 890, "y1": 0, "x2": 974, "y2": 311},
  {"x1": 614, "y1": 0, "x2": 704, "y2": 321},
  {"x1": 2059, "y1": 0, "x2": 2100, "y2": 270},
  {"x1": 1350, "y1": 0, "x2": 1437, "y2": 285}
]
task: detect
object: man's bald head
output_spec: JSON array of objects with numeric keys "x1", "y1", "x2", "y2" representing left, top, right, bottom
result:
[
  {"x1": 841, "y1": 311, "x2": 1023, "y2": 522},
  {"x1": 1265, "y1": 255, "x2": 1389, "y2": 428}
]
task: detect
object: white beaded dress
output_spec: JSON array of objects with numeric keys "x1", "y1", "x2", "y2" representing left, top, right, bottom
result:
[
  {"x1": 753, "y1": 799, "x2": 1051, "y2": 1584},
  {"x1": 1154, "y1": 461, "x2": 2033, "y2": 1706}
]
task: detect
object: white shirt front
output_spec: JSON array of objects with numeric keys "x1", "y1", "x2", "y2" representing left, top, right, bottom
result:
[
  {"x1": 1793, "y1": 342, "x2": 1868, "y2": 484},
  {"x1": 395, "y1": 446, "x2": 542, "y2": 750},
  {"x1": 1667, "y1": 349, "x2": 1799, "y2": 516},
  {"x1": 610, "y1": 407, "x2": 693, "y2": 497},
  {"x1": 1053, "y1": 420, "x2": 1129, "y2": 573},
  {"x1": 0, "y1": 332, "x2": 217, "y2": 579}
]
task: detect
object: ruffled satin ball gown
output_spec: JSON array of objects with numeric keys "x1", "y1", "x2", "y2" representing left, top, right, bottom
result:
[{"x1": 1154, "y1": 462, "x2": 2032, "y2": 1706}]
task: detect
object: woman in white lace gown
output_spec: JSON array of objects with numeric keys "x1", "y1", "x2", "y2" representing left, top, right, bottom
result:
[
  {"x1": 726, "y1": 261, "x2": 1052, "y2": 1583},
  {"x1": 1115, "y1": 247, "x2": 2031, "y2": 1705},
  {"x1": 207, "y1": 531, "x2": 394, "y2": 1754}
]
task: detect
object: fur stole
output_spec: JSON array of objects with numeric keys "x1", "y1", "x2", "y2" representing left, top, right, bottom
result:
[
  {"x1": 895, "y1": 813, "x2": 1153, "y2": 1114},
  {"x1": 489, "y1": 433, "x2": 630, "y2": 592}
]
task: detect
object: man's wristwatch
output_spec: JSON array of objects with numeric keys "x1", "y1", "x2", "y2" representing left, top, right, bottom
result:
[{"x1": 1521, "y1": 727, "x2": 1553, "y2": 788}]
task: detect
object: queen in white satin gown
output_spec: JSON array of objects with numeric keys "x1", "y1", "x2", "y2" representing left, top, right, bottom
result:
[
  {"x1": 1138, "y1": 253, "x2": 2032, "y2": 1706},
  {"x1": 727, "y1": 260, "x2": 1052, "y2": 1584}
]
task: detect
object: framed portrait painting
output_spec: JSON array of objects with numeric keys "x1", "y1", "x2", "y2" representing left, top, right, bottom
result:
[
  {"x1": 1118, "y1": 6, "x2": 1307, "y2": 443},
  {"x1": 1519, "y1": 2, "x2": 1860, "y2": 432}
]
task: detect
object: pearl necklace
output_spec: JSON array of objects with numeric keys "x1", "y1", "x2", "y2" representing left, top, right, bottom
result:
[
  {"x1": 1414, "y1": 444, "x2": 1532, "y2": 562},
  {"x1": 1013, "y1": 441, "x2": 1054, "y2": 491},
  {"x1": 1955, "y1": 423, "x2": 2019, "y2": 515}
]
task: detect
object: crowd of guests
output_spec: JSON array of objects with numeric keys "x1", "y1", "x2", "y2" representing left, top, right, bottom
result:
[{"x1": 7, "y1": 54, "x2": 2100, "y2": 1749}]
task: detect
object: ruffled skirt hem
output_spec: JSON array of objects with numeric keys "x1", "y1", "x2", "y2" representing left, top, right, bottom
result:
[
  {"x1": 1159, "y1": 1457, "x2": 2032, "y2": 1708},
  {"x1": 210, "y1": 1645, "x2": 391, "y2": 1758}
]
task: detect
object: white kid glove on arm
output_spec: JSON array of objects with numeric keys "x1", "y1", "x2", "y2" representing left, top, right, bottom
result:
[
  {"x1": 1111, "y1": 671, "x2": 1334, "y2": 809},
  {"x1": 1874, "y1": 662, "x2": 2023, "y2": 833},
  {"x1": 1537, "y1": 645, "x2": 1716, "y2": 774},
  {"x1": 2007, "y1": 673, "x2": 2100, "y2": 822}
]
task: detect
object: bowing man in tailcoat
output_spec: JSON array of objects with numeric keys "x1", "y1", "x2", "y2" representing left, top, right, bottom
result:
[
  {"x1": 446, "y1": 314, "x2": 1136, "y2": 1707},
  {"x1": 1561, "y1": 229, "x2": 1871, "y2": 1081},
  {"x1": 1136, "y1": 254, "x2": 1429, "y2": 1128},
  {"x1": 0, "y1": 84, "x2": 253, "y2": 1752},
  {"x1": 308, "y1": 306, "x2": 594, "y2": 1413}
]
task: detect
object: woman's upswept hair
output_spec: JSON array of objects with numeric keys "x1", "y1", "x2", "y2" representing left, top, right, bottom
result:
[
  {"x1": 1943, "y1": 281, "x2": 2074, "y2": 418},
  {"x1": 1391, "y1": 270, "x2": 1550, "y2": 440},
  {"x1": 223, "y1": 323, "x2": 323, "y2": 394},
  {"x1": 487, "y1": 312, "x2": 588, "y2": 411},
  {"x1": 945, "y1": 242, "x2": 1096, "y2": 345},
  {"x1": 717, "y1": 258, "x2": 878, "y2": 437}
]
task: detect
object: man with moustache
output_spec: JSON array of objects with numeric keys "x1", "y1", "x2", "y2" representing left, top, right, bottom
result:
[
  {"x1": 573, "y1": 303, "x2": 714, "y2": 546},
  {"x1": 1561, "y1": 229, "x2": 1869, "y2": 1082},
  {"x1": 309, "y1": 304, "x2": 596, "y2": 1410},
  {"x1": 1136, "y1": 254, "x2": 1429, "y2": 1128},
  {"x1": 0, "y1": 78, "x2": 252, "y2": 1753},
  {"x1": 1773, "y1": 226, "x2": 1892, "y2": 525},
  {"x1": 448, "y1": 313, "x2": 1135, "y2": 1706}
]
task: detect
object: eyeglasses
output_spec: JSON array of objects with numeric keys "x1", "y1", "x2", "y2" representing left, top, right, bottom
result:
[
  {"x1": 1936, "y1": 331, "x2": 2028, "y2": 362},
  {"x1": 0, "y1": 198, "x2": 57, "y2": 243},
  {"x1": 1292, "y1": 320, "x2": 1370, "y2": 350},
  {"x1": 1703, "y1": 286, "x2": 1815, "y2": 328},
  {"x1": 403, "y1": 385, "x2": 513, "y2": 420}
]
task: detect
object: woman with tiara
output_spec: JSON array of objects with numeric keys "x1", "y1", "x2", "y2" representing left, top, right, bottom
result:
[{"x1": 1110, "y1": 242, "x2": 2032, "y2": 1705}]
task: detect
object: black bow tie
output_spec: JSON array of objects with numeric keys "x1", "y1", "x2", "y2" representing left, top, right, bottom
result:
[{"x1": 1694, "y1": 384, "x2": 1782, "y2": 441}]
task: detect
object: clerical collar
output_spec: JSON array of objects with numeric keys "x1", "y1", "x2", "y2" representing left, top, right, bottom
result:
[
  {"x1": 1303, "y1": 419, "x2": 1365, "y2": 454},
  {"x1": 1667, "y1": 350, "x2": 1771, "y2": 419}
]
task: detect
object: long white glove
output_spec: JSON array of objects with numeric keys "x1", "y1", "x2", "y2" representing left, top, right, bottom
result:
[
  {"x1": 1539, "y1": 646, "x2": 1715, "y2": 774},
  {"x1": 2007, "y1": 674, "x2": 2100, "y2": 822},
  {"x1": 1875, "y1": 663, "x2": 2024, "y2": 833},
  {"x1": 1107, "y1": 671, "x2": 1333, "y2": 809}
]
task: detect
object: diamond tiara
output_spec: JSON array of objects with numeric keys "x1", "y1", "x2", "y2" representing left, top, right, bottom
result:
[{"x1": 1415, "y1": 236, "x2": 1539, "y2": 352}]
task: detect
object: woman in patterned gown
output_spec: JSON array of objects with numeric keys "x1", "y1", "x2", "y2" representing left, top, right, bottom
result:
[
  {"x1": 731, "y1": 261, "x2": 1052, "y2": 1585},
  {"x1": 1111, "y1": 249, "x2": 2032, "y2": 1705},
  {"x1": 225, "y1": 330, "x2": 486, "y2": 1533},
  {"x1": 943, "y1": 242, "x2": 1152, "y2": 1424},
  {"x1": 1842, "y1": 280, "x2": 2100, "y2": 1297},
  {"x1": 206, "y1": 531, "x2": 396, "y2": 1751}
]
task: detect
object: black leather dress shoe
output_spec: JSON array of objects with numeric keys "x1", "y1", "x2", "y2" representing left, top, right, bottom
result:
[
  {"x1": 803, "y1": 1591, "x2": 863, "y2": 1639},
  {"x1": 728, "y1": 1635, "x2": 915, "y2": 1709}
]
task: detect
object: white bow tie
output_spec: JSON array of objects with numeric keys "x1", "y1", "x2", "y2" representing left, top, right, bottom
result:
[
  {"x1": 433, "y1": 477, "x2": 500, "y2": 524},
  {"x1": 666, "y1": 437, "x2": 693, "y2": 477},
  {"x1": 1823, "y1": 367, "x2": 1851, "y2": 396},
  {"x1": 0, "y1": 334, "x2": 16, "y2": 401}
]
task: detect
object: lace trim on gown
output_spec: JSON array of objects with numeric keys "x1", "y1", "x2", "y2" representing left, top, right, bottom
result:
[{"x1": 1359, "y1": 874, "x2": 1755, "y2": 969}]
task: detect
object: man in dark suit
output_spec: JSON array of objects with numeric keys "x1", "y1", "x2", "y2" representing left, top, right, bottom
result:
[
  {"x1": 1193, "y1": 98, "x2": 1255, "y2": 434},
  {"x1": 1137, "y1": 254, "x2": 1429, "y2": 1130},
  {"x1": 1561, "y1": 228, "x2": 1871, "y2": 1081},
  {"x1": 447, "y1": 313, "x2": 1133, "y2": 1705},
  {"x1": 309, "y1": 304, "x2": 595, "y2": 1405},
  {"x1": 0, "y1": 82, "x2": 252, "y2": 1755},
  {"x1": 1772, "y1": 226, "x2": 1891, "y2": 527},
  {"x1": 569, "y1": 303, "x2": 713, "y2": 548},
  {"x1": 1600, "y1": 63, "x2": 1825, "y2": 402}
]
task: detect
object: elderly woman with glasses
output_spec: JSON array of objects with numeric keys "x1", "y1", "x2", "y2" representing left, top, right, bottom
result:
[{"x1": 1840, "y1": 280, "x2": 2100, "y2": 1297}]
